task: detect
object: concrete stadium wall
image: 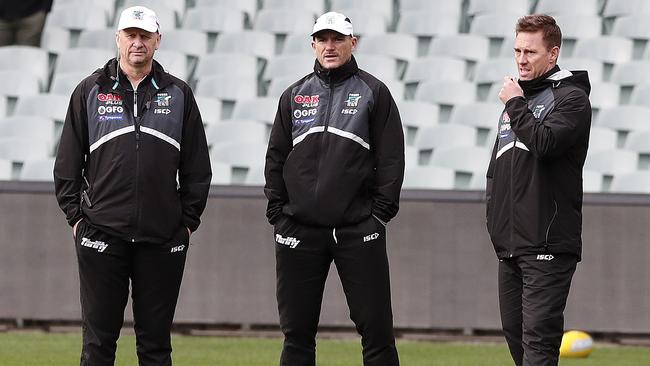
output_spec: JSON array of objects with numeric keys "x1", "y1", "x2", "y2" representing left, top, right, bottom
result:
[{"x1": 1, "y1": 182, "x2": 649, "y2": 334}]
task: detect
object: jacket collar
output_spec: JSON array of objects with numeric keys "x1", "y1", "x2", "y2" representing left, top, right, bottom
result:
[
  {"x1": 518, "y1": 65, "x2": 560, "y2": 97},
  {"x1": 95, "y1": 57, "x2": 172, "y2": 91},
  {"x1": 314, "y1": 55, "x2": 358, "y2": 84}
]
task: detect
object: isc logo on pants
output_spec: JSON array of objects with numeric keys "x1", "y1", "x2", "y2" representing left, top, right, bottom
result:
[
  {"x1": 536, "y1": 254, "x2": 554, "y2": 261},
  {"x1": 363, "y1": 232, "x2": 379, "y2": 243},
  {"x1": 171, "y1": 245, "x2": 185, "y2": 253}
]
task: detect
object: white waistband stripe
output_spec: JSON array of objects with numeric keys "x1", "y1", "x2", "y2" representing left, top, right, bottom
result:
[
  {"x1": 140, "y1": 126, "x2": 181, "y2": 151},
  {"x1": 293, "y1": 126, "x2": 325, "y2": 146},
  {"x1": 496, "y1": 140, "x2": 530, "y2": 159},
  {"x1": 327, "y1": 127, "x2": 370, "y2": 150},
  {"x1": 90, "y1": 126, "x2": 135, "y2": 153}
]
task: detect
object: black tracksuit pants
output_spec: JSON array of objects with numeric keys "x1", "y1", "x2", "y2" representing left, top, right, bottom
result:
[
  {"x1": 74, "y1": 220, "x2": 189, "y2": 366},
  {"x1": 274, "y1": 215, "x2": 399, "y2": 366},
  {"x1": 498, "y1": 254, "x2": 577, "y2": 366}
]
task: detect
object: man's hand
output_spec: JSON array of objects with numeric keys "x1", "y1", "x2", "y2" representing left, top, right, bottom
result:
[{"x1": 498, "y1": 76, "x2": 524, "y2": 104}]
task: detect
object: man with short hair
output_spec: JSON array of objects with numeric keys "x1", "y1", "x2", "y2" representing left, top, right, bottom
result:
[
  {"x1": 264, "y1": 11, "x2": 404, "y2": 366},
  {"x1": 486, "y1": 14, "x2": 592, "y2": 366},
  {"x1": 54, "y1": 6, "x2": 211, "y2": 365}
]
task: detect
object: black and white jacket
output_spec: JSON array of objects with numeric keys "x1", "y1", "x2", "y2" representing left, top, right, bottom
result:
[
  {"x1": 265, "y1": 56, "x2": 405, "y2": 227},
  {"x1": 54, "y1": 58, "x2": 211, "y2": 244},
  {"x1": 486, "y1": 65, "x2": 592, "y2": 260}
]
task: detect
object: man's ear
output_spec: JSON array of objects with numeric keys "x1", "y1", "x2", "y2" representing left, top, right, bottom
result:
[{"x1": 549, "y1": 45, "x2": 559, "y2": 64}]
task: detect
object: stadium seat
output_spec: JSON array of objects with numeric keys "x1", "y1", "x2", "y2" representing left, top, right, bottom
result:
[
  {"x1": 611, "y1": 15, "x2": 650, "y2": 59},
  {"x1": 0, "y1": 116, "x2": 56, "y2": 153},
  {"x1": 623, "y1": 130, "x2": 650, "y2": 168},
  {"x1": 253, "y1": 9, "x2": 315, "y2": 35},
  {"x1": 557, "y1": 58, "x2": 605, "y2": 82},
  {"x1": 415, "y1": 124, "x2": 478, "y2": 164},
  {"x1": 610, "y1": 61, "x2": 650, "y2": 104},
  {"x1": 602, "y1": 0, "x2": 650, "y2": 18},
  {"x1": 610, "y1": 171, "x2": 650, "y2": 193},
  {"x1": 262, "y1": 54, "x2": 314, "y2": 84},
  {"x1": 473, "y1": 58, "x2": 518, "y2": 100},
  {"x1": 340, "y1": 10, "x2": 388, "y2": 36},
  {"x1": 467, "y1": 0, "x2": 531, "y2": 15},
  {"x1": 0, "y1": 46, "x2": 49, "y2": 90},
  {"x1": 159, "y1": 30, "x2": 208, "y2": 58},
  {"x1": 213, "y1": 31, "x2": 276, "y2": 61},
  {"x1": 195, "y1": 54, "x2": 259, "y2": 84},
  {"x1": 428, "y1": 34, "x2": 490, "y2": 63},
  {"x1": 414, "y1": 80, "x2": 477, "y2": 122},
  {"x1": 403, "y1": 56, "x2": 467, "y2": 84},
  {"x1": 448, "y1": 102, "x2": 502, "y2": 146},
  {"x1": 77, "y1": 29, "x2": 118, "y2": 50},
  {"x1": 155, "y1": 49, "x2": 190, "y2": 81},
  {"x1": 49, "y1": 72, "x2": 88, "y2": 96},
  {"x1": 0, "y1": 71, "x2": 40, "y2": 98},
  {"x1": 589, "y1": 127, "x2": 619, "y2": 152},
  {"x1": 629, "y1": 84, "x2": 650, "y2": 108},
  {"x1": 382, "y1": 79, "x2": 406, "y2": 101},
  {"x1": 53, "y1": 48, "x2": 115, "y2": 77},
  {"x1": 596, "y1": 105, "x2": 650, "y2": 147},
  {"x1": 244, "y1": 164, "x2": 265, "y2": 185},
  {"x1": 210, "y1": 160, "x2": 232, "y2": 185},
  {"x1": 355, "y1": 33, "x2": 419, "y2": 61},
  {"x1": 582, "y1": 170, "x2": 603, "y2": 192},
  {"x1": 266, "y1": 75, "x2": 301, "y2": 97},
  {"x1": 0, "y1": 137, "x2": 53, "y2": 162},
  {"x1": 41, "y1": 26, "x2": 71, "y2": 54},
  {"x1": 261, "y1": 0, "x2": 325, "y2": 17},
  {"x1": 281, "y1": 33, "x2": 314, "y2": 55},
  {"x1": 45, "y1": 4, "x2": 109, "y2": 31},
  {"x1": 205, "y1": 120, "x2": 269, "y2": 146},
  {"x1": 468, "y1": 172, "x2": 487, "y2": 190},
  {"x1": 0, "y1": 98, "x2": 6, "y2": 117},
  {"x1": 573, "y1": 36, "x2": 634, "y2": 65},
  {"x1": 18, "y1": 158, "x2": 55, "y2": 181},
  {"x1": 584, "y1": 149, "x2": 638, "y2": 178},
  {"x1": 194, "y1": 96, "x2": 223, "y2": 125},
  {"x1": 534, "y1": 0, "x2": 600, "y2": 15},
  {"x1": 210, "y1": 141, "x2": 268, "y2": 168},
  {"x1": 53, "y1": 0, "x2": 117, "y2": 20},
  {"x1": 397, "y1": 100, "x2": 440, "y2": 145},
  {"x1": 0, "y1": 158, "x2": 11, "y2": 180},
  {"x1": 13, "y1": 94, "x2": 68, "y2": 124},
  {"x1": 196, "y1": 0, "x2": 257, "y2": 21},
  {"x1": 469, "y1": 13, "x2": 523, "y2": 57},
  {"x1": 195, "y1": 74, "x2": 258, "y2": 102},
  {"x1": 231, "y1": 97, "x2": 278, "y2": 125},
  {"x1": 396, "y1": 11, "x2": 460, "y2": 38},
  {"x1": 123, "y1": 0, "x2": 186, "y2": 20},
  {"x1": 183, "y1": 6, "x2": 245, "y2": 34},
  {"x1": 330, "y1": 0, "x2": 393, "y2": 26},
  {"x1": 402, "y1": 166, "x2": 456, "y2": 190},
  {"x1": 589, "y1": 82, "x2": 622, "y2": 114},
  {"x1": 351, "y1": 54, "x2": 398, "y2": 80},
  {"x1": 429, "y1": 145, "x2": 491, "y2": 189},
  {"x1": 552, "y1": 15, "x2": 603, "y2": 57},
  {"x1": 400, "y1": 0, "x2": 463, "y2": 14}
]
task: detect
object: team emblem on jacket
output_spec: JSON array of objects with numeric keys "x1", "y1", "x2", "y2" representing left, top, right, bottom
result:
[
  {"x1": 532, "y1": 104, "x2": 546, "y2": 119},
  {"x1": 342, "y1": 92, "x2": 361, "y2": 115},
  {"x1": 499, "y1": 111, "x2": 511, "y2": 138},
  {"x1": 154, "y1": 92, "x2": 172, "y2": 115}
]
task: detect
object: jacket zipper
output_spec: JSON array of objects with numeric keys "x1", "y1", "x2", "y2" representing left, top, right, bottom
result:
[
  {"x1": 132, "y1": 87, "x2": 140, "y2": 242},
  {"x1": 509, "y1": 137, "x2": 516, "y2": 256},
  {"x1": 544, "y1": 200, "x2": 558, "y2": 250},
  {"x1": 314, "y1": 74, "x2": 334, "y2": 204}
]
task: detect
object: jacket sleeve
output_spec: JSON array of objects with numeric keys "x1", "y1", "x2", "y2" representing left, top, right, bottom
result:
[
  {"x1": 370, "y1": 83, "x2": 405, "y2": 223},
  {"x1": 54, "y1": 82, "x2": 88, "y2": 227},
  {"x1": 506, "y1": 89, "x2": 591, "y2": 161},
  {"x1": 179, "y1": 88, "x2": 212, "y2": 232},
  {"x1": 264, "y1": 90, "x2": 293, "y2": 225}
]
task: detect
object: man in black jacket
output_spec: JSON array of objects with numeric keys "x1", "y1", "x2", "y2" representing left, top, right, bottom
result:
[
  {"x1": 264, "y1": 11, "x2": 404, "y2": 366},
  {"x1": 486, "y1": 14, "x2": 592, "y2": 366},
  {"x1": 54, "y1": 6, "x2": 211, "y2": 365}
]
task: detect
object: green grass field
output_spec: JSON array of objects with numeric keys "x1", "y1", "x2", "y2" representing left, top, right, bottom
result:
[{"x1": 1, "y1": 331, "x2": 648, "y2": 365}]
